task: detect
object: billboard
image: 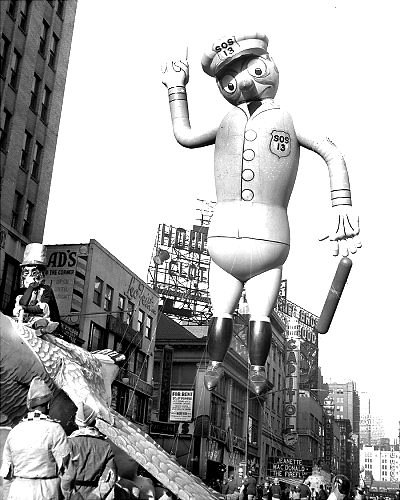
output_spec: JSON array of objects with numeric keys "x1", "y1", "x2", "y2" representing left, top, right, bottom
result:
[
  {"x1": 147, "y1": 223, "x2": 212, "y2": 324},
  {"x1": 45, "y1": 244, "x2": 89, "y2": 331}
]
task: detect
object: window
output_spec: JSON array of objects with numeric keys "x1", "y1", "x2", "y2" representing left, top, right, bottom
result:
[
  {"x1": 126, "y1": 300, "x2": 134, "y2": 326},
  {"x1": 135, "y1": 351, "x2": 147, "y2": 380},
  {"x1": 11, "y1": 191, "x2": 23, "y2": 229},
  {"x1": 145, "y1": 316, "x2": 152, "y2": 339},
  {"x1": 1, "y1": 35, "x2": 11, "y2": 77},
  {"x1": 56, "y1": 0, "x2": 65, "y2": 18},
  {"x1": 137, "y1": 309, "x2": 144, "y2": 334},
  {"x1": 210, "y1": 393, "x2": 226, "y2": 428},
  {"x1": 49, "y1": 33, "x2": 59, "y2": 68},
  {"x1": 133, "y1": 393, "x2": 147, "y2": 424},
  {"x1": 20, "y1": 130, "x2": 32, "y2": 170},
  {"x1": 31, "y1": 141, "x2": 43, "y2": 180},
  {"x1": 0, "y1": 108, "x2": 12, "y2": 151},
  {"x1": 22, "y1": 201, "x2": 34, "y2": 237},
  {"x1": 93, "y1": 276, "x2": 103, "y2": 306},
  {"x1": 7, "y1": 0, "x2": 18, "y2": 18},
  {"x1": 30, "y1": 74, "x2": 41, "y2": 111},
  {"x1": 88, "y1": 322, "x2": 108, "y2": 351},
  {"x1": 9, "y1": 49, "x2": 21, "y2": 88},
  {"x1": 40, "y1": 86, "x2": 51, "y2": 123},
  {"x1": 0, "y1": 254, "x2": 20, "y2": 312},
  {"x1": 104, "y1": 284, "x2": 113, "y2": 312},
  {"x1": 117, "y1": 294, "x2": 125, "y2": 319},
  {"x1": 39, "y1": 20, "x2": 50, "y2": 56},
  {"x1": 19, "y1": 1, "x2": 31, "y2": 32}
]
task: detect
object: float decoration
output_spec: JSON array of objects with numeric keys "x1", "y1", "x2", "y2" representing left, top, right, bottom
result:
[{"x1": 0, "y1": 313, "x2": 220, "y2": 500}]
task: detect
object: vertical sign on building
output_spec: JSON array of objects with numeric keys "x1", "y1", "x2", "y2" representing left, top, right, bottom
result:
[
  {"x1": 284, "y1": 333, "x2": 300, "y2": 440},
  {"x1": 45, "y1": 244, "x2": 89, "y2": 327},
  {"x1": 159, "y1": 346, "x2": 173, "y2": 422}
]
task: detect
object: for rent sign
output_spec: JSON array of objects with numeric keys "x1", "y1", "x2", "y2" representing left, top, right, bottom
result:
[{"x1": 169, "y1": 390, "x2": 194, "y2": 422}]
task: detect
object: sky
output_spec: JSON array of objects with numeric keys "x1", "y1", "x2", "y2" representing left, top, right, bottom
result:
[{"x1": 43, "y1": 0, "x2": 400, "y2": 440}]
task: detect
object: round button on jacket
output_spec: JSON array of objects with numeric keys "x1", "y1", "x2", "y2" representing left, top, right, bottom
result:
[
  {"x1": 242, "y1": 169, "x2": 255, "y2": 181},
  {"x1": 243, "y1": 149, "x2": 255, "y2": 161},
  {"x1": 241, "y1": 189, "x2": 254, "y2": 201}
]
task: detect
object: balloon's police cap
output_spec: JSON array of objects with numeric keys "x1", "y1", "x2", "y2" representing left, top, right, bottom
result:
[
  {"x1": 27, "y1": 376, "x2": 52, "y2": 409},
  {"x1": 21, "y1": 243, "x2": 47, "y2": 267},
  {"x1": 75, "y1": 402, "x2": 97, "y2": 427},
  {"x1": 201, "y1": 32, "x2": 269, "y2": 77}
]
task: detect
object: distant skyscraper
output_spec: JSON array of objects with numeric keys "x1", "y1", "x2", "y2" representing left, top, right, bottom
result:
[
  {"x1": 360, "y1": 414, "x2": 385, "y2": 446},
  {"x1": 0, "y1": 0, "x2": 77, "y2": 310},
  {"x1": 328, "y1": 381, "x2": 360, "y2": 434}
]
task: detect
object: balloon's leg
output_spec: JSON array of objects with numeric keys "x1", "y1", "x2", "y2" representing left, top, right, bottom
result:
[{"x1": 314, "y1": 257, "x2": 353, "y2": 334}]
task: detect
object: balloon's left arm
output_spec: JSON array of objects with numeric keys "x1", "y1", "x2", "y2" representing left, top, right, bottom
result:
[{"x1": 297, "y1": 132, "x2": 362, "y2": 257}]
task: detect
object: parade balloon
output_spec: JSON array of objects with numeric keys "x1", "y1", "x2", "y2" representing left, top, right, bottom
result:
[{"x1": 162, "y1": 32, "x2": 361, "y2": 394}]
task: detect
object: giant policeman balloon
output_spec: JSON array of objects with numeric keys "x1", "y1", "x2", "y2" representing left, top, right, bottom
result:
[{"x1": 162, "y1": 33, "x2": 361, "y2": 394}]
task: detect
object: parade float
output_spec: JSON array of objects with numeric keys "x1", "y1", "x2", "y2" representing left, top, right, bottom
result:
[{"x1": 0, "y1": 313, "x2": 220, "y2": 499}]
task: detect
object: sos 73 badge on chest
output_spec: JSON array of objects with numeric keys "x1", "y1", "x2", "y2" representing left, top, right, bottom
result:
[{"x1": 270, "y1": 130, "x2": 291, "y2": 158}]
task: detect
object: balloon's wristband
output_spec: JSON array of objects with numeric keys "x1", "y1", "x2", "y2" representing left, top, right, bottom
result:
[{"x1": 331, "y1": 189, "x2": 352, "y2": 207}]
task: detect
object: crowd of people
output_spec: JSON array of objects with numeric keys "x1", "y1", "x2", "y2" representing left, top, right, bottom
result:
[{"x1": 212, "y1": 471, "x2": 356, "y2": 500}]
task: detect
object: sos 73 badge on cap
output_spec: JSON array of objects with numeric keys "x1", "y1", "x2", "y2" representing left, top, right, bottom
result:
[{"x1": 201, "y1": 33, "x2": 269, "y2": 77}]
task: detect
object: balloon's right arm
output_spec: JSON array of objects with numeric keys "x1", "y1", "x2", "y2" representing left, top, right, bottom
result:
[{"x1": 162, "y1": 59, "x2": 218, "y2": 148}]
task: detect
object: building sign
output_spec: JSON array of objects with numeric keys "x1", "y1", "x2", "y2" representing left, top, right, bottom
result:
[
  {"x1": 275, "y1": 297, "x2": 319, "y2": 346},
  {"x1": 150, "y1": 421, "x2": 177, "y2": 436},
  {"x1": 125, "y1": 274, "x2": 158, "y2": 316},
  {"x1": 147, "y1": 223, "x2": 212, "y2": 323},
  {"x1": 285, "y1": 336, "x2": 300, "y2": 435},
  {"x1": 45, "y1": 244, "x2": 89, "y2": 322},
  {"x1": 169, "y1": 390, "x2": 194, "y2": 422},
  {"x1": 276, "y1": 294, "x2": 319, "y2": 391},
  {"x1": 268, "y1": 457, "x2": 313, "y2": 480},
  {"x1": 159, "y1": 347, "x2": 173, "y2": 422}
]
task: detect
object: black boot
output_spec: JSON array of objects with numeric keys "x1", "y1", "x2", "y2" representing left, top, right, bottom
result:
[
  {"x1": 204, "y1": 317, "x2": 233, "y2": 391},
  {"x1": 248, "y1": 320, "x2": 272, "y2": 395}
]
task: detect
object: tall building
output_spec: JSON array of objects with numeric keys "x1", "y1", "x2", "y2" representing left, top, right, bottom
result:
[
  {"x1": 151, "y1": 312, "x2": 291, "y2": 484},
  {"x1": 360, "y1": 414, "x2": 386, "y2": 446},
  {"x1": 360, "y1": 444, "x2": 400, "y2": 483},
  {"x1": 44, "y1": 240, "x2": 158, "y2": 431},
  {"x1": 0, "y1": 0, "x2": 77, "y2": 309},
  {"x1": 328, "y1": 381, "x2": 361, "y2": 485}
]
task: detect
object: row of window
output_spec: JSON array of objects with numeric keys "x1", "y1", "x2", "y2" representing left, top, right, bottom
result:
[
  {"x1": 1, "y1": 17, "x2": 60, "y2": 87},
  {"x1": 93, "y1": 276, "x2": 153, "y2": 339},
  {"x1": 0, "y1": 84, "x2": 51, "y2": 154},
  {"x1": 7, "y1": 0, "x2": 65, "y2": 25}
]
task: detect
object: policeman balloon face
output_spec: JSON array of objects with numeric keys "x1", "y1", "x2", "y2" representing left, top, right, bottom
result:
[{"x1": 216, "y1": 54, "x2": 279, "y2": 105}]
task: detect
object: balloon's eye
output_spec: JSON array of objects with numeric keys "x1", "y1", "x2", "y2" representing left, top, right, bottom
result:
[
  {"x1": 247, "y1": 58, "x2": 269, "y2": 78},
  {"x1": 220, "y1": 74, "x2": 237, "y2": 94}
]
